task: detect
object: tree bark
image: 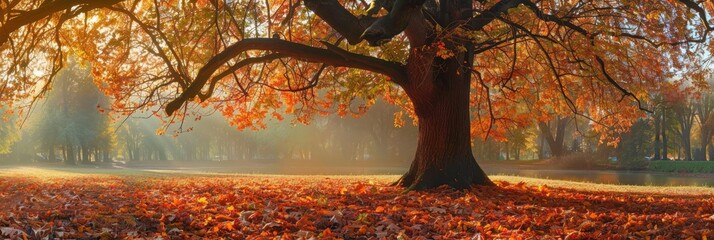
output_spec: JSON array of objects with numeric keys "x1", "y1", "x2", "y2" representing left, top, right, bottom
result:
[
  {"x1": 395, "y1": 85, "x2": 492, "y2": 190},
  {"x1": 395, "y1": 46, "x2": 492, "y2": 189}
]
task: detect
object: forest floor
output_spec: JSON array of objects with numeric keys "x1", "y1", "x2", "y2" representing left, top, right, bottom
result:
[{"x1": 0, "y1": 167, "x2": 712, "y2": 239}]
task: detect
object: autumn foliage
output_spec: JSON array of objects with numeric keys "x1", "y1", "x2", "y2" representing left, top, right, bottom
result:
[
  {"x1": 1, "y1": 171, "x2": 712, "y2": 239},
  {"x1": 5, "y1": 0, "x2": 714, "y2": 189}
]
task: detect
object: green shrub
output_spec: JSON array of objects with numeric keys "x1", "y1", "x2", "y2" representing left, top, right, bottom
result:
[{"x1": 648, "y1": 161, "x2": 714, "y2": 173}]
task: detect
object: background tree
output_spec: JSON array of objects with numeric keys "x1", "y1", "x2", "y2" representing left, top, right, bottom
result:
[
  {"x1": 537, "y1": 117, "x2": 570, "y2": 159},
  {"x1": 651, "y1": 94, "x2": 664, "y2": 160},
  {"x1": 694, "y1": 91, "x2": 714, "y2": 161},
  {"x1": 31, "y1": 60, "x2": 114, "y2": 164},
  {"x1": 670, "y1": 95, "x2": 695, "y2": 161},
  {"x1": 0, "y1": 110, "x2": 19, "y2": 158},
  {"x1": 2, "y1": 0, "x2": 714, "y2": 189},
  {"x1": 616, "y1": 119, "x2": 653, "y2": 169}
]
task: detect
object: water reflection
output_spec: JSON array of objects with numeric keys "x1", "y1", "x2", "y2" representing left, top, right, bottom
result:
[
  {"x1": 119, "y1": 161, "x2": 714, "y2": 187},
  {"x1": 485, "y1": 168, "x2": 714, "y2": 187}
]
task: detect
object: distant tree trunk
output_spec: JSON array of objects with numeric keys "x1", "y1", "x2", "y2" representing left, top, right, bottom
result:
[
  {"x1": 653, "y1": 112, "x2": 661, "y2": 160},
  {"x1": 48, "y1": 145, "x2": 55, "y2": 162},
  {"x1": 81, "y1": 146, "x2": 90, "y2": 163},
  {"x1": 538, "y1": 134, "x2": 546, "y2": 160},
  {"x1": 682, "y1": 130, "x2": 692, "y2": 161},
  {"x1": 247, "y1": 141, "x2": 256, "y2": 160},
  {"x1": 695, "y1": 117, "x2": 713, "y2": 161},
  {"x1": 66, "y1": 145, "x2": 76, "y2": 165},
  {"x1": 675, "y1": 106, "x2": 694, "y2": 161},
  {"x1": 662, "y1": 109, "x2": 668, "y2": 160},
  {"x1": 538, "y1": 117, "x2": 568, "y2": 158},
  {"x1": 127, "y1": 140, "x2": 136, "y2": 161},
  {"x1": 159, "y1": 149, "x2": 167, "y2": 161},
  {"x1": 370, "y1": 128, "x2": 389, "y2": 161}
]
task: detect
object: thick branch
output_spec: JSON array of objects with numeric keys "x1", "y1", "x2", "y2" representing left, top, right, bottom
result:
[
  {"x1": 468, "y1": 0, "x2": 524, "y2": 31},
  {"x1": 360, "y1": 0, "x2": 426, "y2": 46},
  {"x1": 165, "y1": 38, "x2": 406, "y2": 115},
  {"x1": 0, "y1": 0, "x2": 122, "y2": 45},
  {"x1": 303, "y1": 0, "x2": 369, "y2": 45},
  {"x1": 201, "y1": 53, "x2": 287, "y2": 100},
  {"x1": 304, "y1": 0, "x2": 426, "y2": 46}
]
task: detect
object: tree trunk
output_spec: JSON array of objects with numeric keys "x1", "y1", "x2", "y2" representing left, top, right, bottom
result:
[
  {"x1": 395, "y1": 91, "x2": 492, "y2": 190},
  {"x1": 395, "y1": 46, "x2": 492, "y2": 190}
]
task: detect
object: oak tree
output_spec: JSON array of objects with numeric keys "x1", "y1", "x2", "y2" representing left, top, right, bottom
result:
[{"x1": 2, "y1": 0, "x2": 714, "y2": 190}]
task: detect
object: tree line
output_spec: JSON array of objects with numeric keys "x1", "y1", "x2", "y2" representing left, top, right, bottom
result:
[
  {"x1": 0, "y1": 61, "x2": 418, "y2": 164},
  {"x1": 1, "y1": 61, "x2": 712, "y2": 171},
  {"x1": 473, "y1": 81, "x2": 714, "y2": 169}
]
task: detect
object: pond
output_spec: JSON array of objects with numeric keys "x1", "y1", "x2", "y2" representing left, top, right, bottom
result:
[
  {"x1": 485, "y1": 167, "x2": 714, "y2": 187},
  {"x1": 116, "y1": 161, "x2": 714, "y2": 187}
]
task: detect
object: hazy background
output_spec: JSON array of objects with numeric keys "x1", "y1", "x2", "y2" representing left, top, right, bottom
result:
[{"x1": 2, "y1": 61, "x2": 714, "y2": 188}]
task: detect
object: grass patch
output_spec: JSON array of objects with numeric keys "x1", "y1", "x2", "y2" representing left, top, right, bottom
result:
[
  {"x1": 2, "y1": 167, "x2": 712, "y2": 195},
  {"x1": 648, "y1": 160, "x2": 714, "y2": 173}
]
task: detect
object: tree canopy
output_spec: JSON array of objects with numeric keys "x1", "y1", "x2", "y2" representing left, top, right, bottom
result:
[{"x1": 2, "y1": 0, "x2": 714, "y2": 189}]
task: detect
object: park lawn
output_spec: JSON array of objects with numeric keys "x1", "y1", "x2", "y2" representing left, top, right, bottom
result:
[{"x1": 0, "y1": 167, "x2": 712, "y2": 239}]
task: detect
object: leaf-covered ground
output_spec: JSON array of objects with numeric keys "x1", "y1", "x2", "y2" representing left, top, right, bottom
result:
[{"x1": 0, "y1": 168, "x2": 713, "y2": 239}]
